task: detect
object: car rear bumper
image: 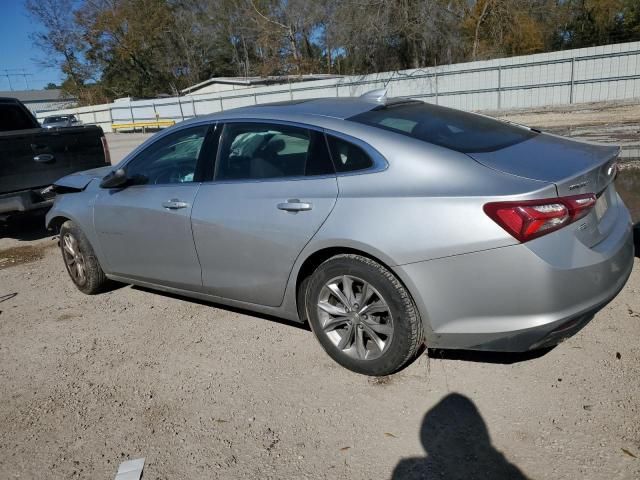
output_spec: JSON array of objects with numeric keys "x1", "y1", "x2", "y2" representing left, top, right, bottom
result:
[
  {"x1": 394, "y1": 198, "x2": 634, "y2": 352},
  {"x1": 0, "y1": 188, "x2": 54, "y2": 216}
]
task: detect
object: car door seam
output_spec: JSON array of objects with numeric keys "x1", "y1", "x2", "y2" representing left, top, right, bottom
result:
[
  {"x1": 277, "y1": 175, "x2": 341, "y2": 307},
  {"x1": 189, "y1": 182, "x2": 206, "y2": 288}
]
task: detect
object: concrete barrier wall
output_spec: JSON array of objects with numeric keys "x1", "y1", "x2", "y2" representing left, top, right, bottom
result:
[{"x1": 36, "y1": 41, "x2": 640, "y2": 133}]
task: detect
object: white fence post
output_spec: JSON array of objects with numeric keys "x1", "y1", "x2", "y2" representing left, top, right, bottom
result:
[
  {"x1": 570, "y1": 57, "x2": 576, "y2": 104},
  {"x1": 177, "y1": 97, "x2": 184, "y2": 120},
  {"x1": 435, "y1": 70, "x2": 438, "y2": 105},
  {"x1": 497, "y1": 65, "x2": 502, "y2": 110}
]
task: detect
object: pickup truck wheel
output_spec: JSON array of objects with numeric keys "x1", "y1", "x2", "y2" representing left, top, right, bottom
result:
[
  {"x1": 59, "y1": 220, "x2": 109, "y2": 294},
  {"x1": 306, "y1": 254, "x2": 424, "y2": 376}
]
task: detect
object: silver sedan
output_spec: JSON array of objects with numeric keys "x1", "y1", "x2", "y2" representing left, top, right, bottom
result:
[
  {"x1": 42, "y1": 114, "x2": 81, "y2": 129},
  {"x1": 46, "y1": 92, "x2": 634, "y2": 375}
]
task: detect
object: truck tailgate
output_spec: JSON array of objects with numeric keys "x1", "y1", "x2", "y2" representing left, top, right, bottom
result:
[{"x1": 0, "y1": 125, "x2": 106, "y2": 194}]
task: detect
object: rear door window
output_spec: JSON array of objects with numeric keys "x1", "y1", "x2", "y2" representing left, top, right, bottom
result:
[
  {"x1": 348, "y1": 102, "x2": 536, "y2": 153},
  {"x1": 215, "y1": 123, "x2": 334, "y2": 181}
]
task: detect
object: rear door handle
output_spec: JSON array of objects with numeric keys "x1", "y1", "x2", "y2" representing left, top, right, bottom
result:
[
  {"x1": 162, "y1": 199, "x2": 189, "y2": 210},
  {"x1": 277, "y1": 199, "x2": 313, "y2": 212},
  {"x1": 33, "y1": 154, "x2": 55, "y2": 163}
]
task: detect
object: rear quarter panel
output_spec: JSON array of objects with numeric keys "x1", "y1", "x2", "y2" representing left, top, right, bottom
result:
[
  {"x1": 279, "y1": 131, "x2": 559, "y2": 321},
  {"x1": 313, "y1": 132, "x2": 559, "y2": 265}
]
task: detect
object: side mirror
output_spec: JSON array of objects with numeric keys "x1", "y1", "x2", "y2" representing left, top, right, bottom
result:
[{"x1": 100, "y1": 168, "x2": 128, "y2": 188}]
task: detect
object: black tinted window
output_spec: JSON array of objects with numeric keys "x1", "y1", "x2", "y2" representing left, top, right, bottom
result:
[
  {"x1": 349, "y1": 102, "x2": 536, "y2": 153},
  {"x1": 326, "y1": 135, "x2": 374, "y2": 172},
  {"x1": 44, "y1": 116, "x2": 67, "y2": 123},
  {"x1": 215, "y1": 123, "x2": 334, "y2": 181},
  {"x1": 126, "y1": 126, "x2": 207, "y2": 185},
  {"x1": 0, "y1": 104, "x2": 38, "y2": 131}
]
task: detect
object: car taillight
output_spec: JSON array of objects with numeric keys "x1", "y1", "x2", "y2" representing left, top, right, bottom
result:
[
  {"x1": 101, "y1": 136, "x2": 111, "y2": 164},
  {"x1": 484, "y1": 194, "x2": 596, "y2": 242}
]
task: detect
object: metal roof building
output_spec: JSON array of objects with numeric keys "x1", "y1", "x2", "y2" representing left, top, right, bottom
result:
[
  {"x1": 181, "y1": 75, "x2": 342, "y2": 96},
  {"x1": 0, "y1": 89, "x2": 78, "y2": 113}
]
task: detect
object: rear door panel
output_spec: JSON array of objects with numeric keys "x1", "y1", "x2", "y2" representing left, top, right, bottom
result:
[{"x1": 191, "y1": 177, "x2": 338, "y2": 307}]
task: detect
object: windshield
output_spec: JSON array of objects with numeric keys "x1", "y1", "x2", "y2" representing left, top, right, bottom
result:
[{"x1": 348, "y1": 102, "x2": 536, "y2": 153}]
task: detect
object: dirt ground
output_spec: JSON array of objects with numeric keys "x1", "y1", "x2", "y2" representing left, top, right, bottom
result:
[{"x1": 1, "y1": 104, "x2": 640, "y2": 479}]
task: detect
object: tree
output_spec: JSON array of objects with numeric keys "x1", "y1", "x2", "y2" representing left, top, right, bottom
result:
[
  {"x1": 26, "y1": 0, "x2": 640, "y2": 105},
  {"x1": 463, "y1": 0, "x2": 554, "y2": 60},
  {"x1": 25, "y1": 0, "x2": 96, "y2": 102},
  {"x1": 44, "y1": 82, "x2": 59, "y2": 89}
]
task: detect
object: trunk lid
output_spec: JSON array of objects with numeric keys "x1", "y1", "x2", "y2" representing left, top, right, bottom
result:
[
  {"x1": 468, "y1": 132, "x2": 619, "y2": 196},
  {"x1": 469, "y1": 133, "x2": 621, "y2": 247}
]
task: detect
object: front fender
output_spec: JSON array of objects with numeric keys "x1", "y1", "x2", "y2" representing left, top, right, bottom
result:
[{"x1": 45, "y1": 183, "x2": 107, "y2": 270}]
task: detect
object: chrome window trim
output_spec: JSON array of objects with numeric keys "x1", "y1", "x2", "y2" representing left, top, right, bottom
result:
[
  {"x1": 209, "y1": 118, "x2": 334, "y2": 185},
  {"x1": 115, "y1": 122, "x2": 212, "y2": 187},
  {"x1": 118, "y1": 120, "x2": 216, "y2": 170},
  {"x1": 200, "y1": 117, "x2": 387, "y2": 185},
  {"x1": 322, "y1": 127, "x2": 388, "y2": 176}
]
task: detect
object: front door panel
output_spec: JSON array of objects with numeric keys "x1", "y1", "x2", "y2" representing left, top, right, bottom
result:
[{"x1": 94, "y1": 184, "x2": 202, "y2": 290}]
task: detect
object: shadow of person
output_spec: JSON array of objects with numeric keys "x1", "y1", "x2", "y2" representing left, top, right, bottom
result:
[{"x1": 392, "y1": 393, "x2": 528, "y2": 480}]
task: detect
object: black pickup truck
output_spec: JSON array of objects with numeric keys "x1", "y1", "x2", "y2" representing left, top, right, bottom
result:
[{"x1": 0, "y1": 97, "x2": 109, "y2": 221}]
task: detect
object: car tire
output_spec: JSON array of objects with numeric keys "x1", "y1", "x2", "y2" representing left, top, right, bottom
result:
[
  {"x1": 59, "y1": 220, "x2": 110, "y2": 295},
  {"x1": 306, "y1": 254, "x2": 423, "y2": 376}
]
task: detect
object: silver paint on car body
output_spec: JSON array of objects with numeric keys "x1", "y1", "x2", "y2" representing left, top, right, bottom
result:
[
  {"x1": 93, "y1": 183, "x2": 203, "y2": 291},
  {"x1": 46, "y1": 95, "x2": 634, "y2": 352},
  {"x1": 191, "y1": 176, "x2": 339, "y2": 306}
]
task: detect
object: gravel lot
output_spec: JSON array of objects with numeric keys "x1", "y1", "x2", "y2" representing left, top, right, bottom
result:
[{"x1": 1, "y1": 104, "x2": 640, "y2": 479}]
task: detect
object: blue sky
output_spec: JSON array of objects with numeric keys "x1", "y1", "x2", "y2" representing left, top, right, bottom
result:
[{"x1": 0, "y1": 1, "x2": 63, "y2": 91}]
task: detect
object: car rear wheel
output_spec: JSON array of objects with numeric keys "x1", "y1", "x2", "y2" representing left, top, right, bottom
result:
[
  {"x1": 59, "y1": 220, "x2": 110, "y2": 294},
  {"x1": 306, "y1": 254, "x2": 424, "y2": 376}
]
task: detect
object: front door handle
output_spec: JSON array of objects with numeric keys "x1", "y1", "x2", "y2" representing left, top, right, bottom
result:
[
  {"x1": 277, "y1": 199, "x2": 313, "y2": 212},
  {"x1": 162, "y1": 199, "x2": 189, "y2": 210},
  {"x1": 34, "y1": 154, "x2": 55, "y2": 163}
]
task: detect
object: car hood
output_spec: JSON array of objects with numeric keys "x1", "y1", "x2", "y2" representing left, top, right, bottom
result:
[
  {"x1": 468, "y1": 132, "x2": 620, "y2": 196},
  {"x1": 53, "y1": 166, "x2": 113, "y2": 191}
]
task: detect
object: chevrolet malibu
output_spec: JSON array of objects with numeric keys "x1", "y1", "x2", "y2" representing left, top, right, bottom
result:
[{"x1": 46, "y1": 92, "x2": 634, "y2": 376}]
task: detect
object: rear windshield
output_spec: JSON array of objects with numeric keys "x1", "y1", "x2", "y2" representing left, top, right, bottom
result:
[
  {"x1": 0, "y1": 103, "x2": 38, "y2": 132},
  {"x1": 348, "y1": 102, "x2": 536, "y2": 153},
  {"x1": 44, "y1": 116, "x2": 69, "y2": 123}
]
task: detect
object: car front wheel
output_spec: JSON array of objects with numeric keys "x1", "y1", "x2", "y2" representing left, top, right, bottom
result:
[
  {"x1": 59, "y1": 220, "x2": 110, "y2": 294},
  {"x1": 306, "y1": 254, "x2": 423, "y2": 376}
]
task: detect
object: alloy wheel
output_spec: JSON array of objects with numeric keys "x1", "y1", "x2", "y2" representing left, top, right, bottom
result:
[
  {"x1": 62, "y1": 233, "x2": 87, "y2": 285},
  {"x1": 316, "y1": 275, "x2": 394, "y2": 361}
]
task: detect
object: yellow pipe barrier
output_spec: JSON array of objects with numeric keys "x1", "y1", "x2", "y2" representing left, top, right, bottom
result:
[{"x1": 112, "y1": 120, "x2": 175, "y2": 132}]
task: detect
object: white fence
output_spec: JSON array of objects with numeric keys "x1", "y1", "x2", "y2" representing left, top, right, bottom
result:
[{"x1": 36, "y1": 41, "x2": 640, "y2": 133}]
